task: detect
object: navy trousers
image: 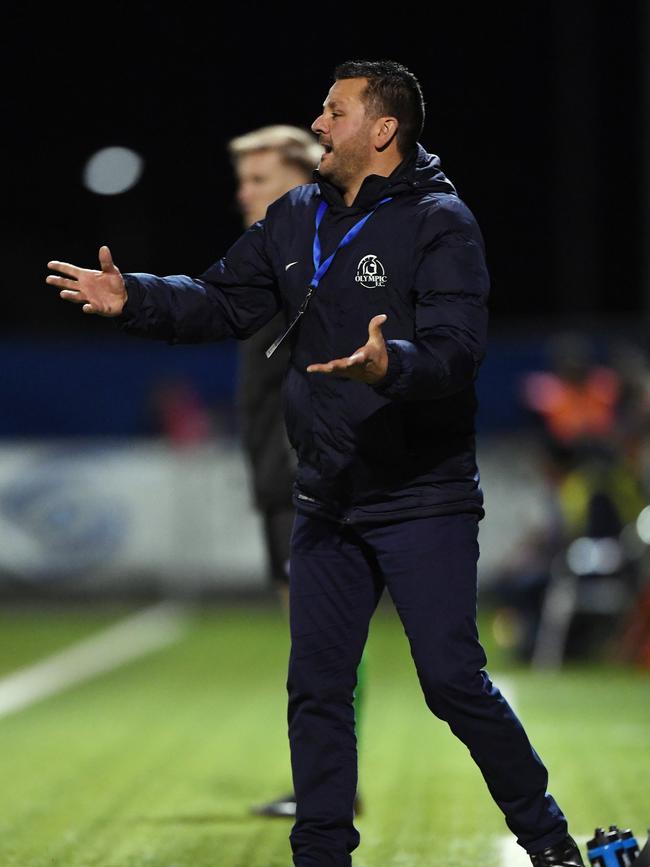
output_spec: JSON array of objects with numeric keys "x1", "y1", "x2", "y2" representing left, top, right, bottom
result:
[{"x1": 287, "y1": 511, "x2": 568, "y2": 867}]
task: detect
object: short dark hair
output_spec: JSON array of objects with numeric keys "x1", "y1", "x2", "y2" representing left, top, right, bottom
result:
[{"x1": 333, "y1": 60, "x2": 425, "y2": 154}]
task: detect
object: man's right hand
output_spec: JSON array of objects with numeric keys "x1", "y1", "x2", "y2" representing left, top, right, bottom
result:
[{"x1": 46, "y1": 245, "x2": 127, "y2": 317}]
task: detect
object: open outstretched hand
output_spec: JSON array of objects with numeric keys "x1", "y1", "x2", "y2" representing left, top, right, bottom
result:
[
  {"x1": 46, "y1": 246, "x2": 127, "y2": 317},
  {"x1": 306, "y1": 314, "x2": 389, "y2": 385}
]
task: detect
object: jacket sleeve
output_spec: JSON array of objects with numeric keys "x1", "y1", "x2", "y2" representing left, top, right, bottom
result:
[
  {"x1": 372, "y1": 198, "x2": 489, "y2": 401},
  {"x1": 117, "y1": 218, "x2": 281, "y2": 343}
]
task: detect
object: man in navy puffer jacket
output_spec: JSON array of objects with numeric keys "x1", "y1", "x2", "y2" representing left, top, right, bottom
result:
[{"x1": 47, "y1": 60, "x2": 584, "y2": 867}]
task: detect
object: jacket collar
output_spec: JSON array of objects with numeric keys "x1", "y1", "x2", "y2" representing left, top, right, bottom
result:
[
  {"x1": 313, "y1": 147, "x2": 419, "y2": 213},
  {"x1": 313, "y1": 144, "x2": 455, "y2": 212}
]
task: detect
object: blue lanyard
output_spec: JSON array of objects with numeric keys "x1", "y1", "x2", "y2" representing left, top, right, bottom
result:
[
  {"x1": 310, "y1": 197, "x2": 392, "y2": 289},
  {"x1": 265, "y1": 196, "x2": 392, "y2": 358}
]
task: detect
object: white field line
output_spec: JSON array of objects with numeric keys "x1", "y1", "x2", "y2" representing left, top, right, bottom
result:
[
  {"x1": 492, "y1": 678, "x2": 590, "y2": 865},
  {"x1": 498, "y1": 834, "x2": 534, "y2": 866},
  {"x1": 0, "y1": 602, "x2": 189, "y2": 719},
  {"x1": 493, "y1": 674, "x2": 518, "y2": 713},
  {"x1": 493, "y1": 677, "x2": 527, "y2": 864},
  {"x1": 498, "y1": 835, "x2": 589, "y2": 866}
]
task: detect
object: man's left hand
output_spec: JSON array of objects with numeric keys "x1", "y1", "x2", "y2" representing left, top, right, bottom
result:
[{"x1": 307, "y1": 314, "x2": 388, "y2": 384}]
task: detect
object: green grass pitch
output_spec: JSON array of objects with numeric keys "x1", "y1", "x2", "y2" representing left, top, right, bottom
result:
[{"x1": 0, "y1": 604, "x2": 648, "y2": 866}]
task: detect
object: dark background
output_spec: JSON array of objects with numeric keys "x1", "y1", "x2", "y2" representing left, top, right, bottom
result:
[{"x1": 1, "y1": 1, "x2": 646, "y2": 434}]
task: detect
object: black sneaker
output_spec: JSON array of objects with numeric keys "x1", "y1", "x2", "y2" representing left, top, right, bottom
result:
[
  {"x1": 251, "y1": 792, "x2": 363, "y2": 819},
  {"x1": 251, "y1": 792, "x2": 296, "y2": 818},
  {"x1": 530, "y1": 835, "x2": 585, "y2": 866}
]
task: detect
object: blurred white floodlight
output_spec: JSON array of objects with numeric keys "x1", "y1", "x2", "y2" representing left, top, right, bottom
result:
[
  {"x1": 636, "y1": 505, "x2": 650, "y2": 544},
  {"x1": 566, "y1": 536, "x2": 623, "y2": 576},
  {"x1": 83, "y1": 146, "x2": 144, "y2": 195}
]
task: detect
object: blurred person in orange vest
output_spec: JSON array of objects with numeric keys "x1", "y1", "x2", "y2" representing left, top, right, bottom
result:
[
  {"x1": 492, "y1": 336, "x2": 643, "y2": 661},
  {"x1": 522, "y1": 333, "x2": 619, "y2": 445}
]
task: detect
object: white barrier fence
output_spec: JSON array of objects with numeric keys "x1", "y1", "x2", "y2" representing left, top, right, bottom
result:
[
  {"x1": 0, "y1": 440, "x2": 266, "y2": 591},
  {"x1": 0, "y1": 437, "x2": 546, "y2": 592}
]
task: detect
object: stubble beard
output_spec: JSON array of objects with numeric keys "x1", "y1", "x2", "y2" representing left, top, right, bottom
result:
[{"x1": 319, "y1": 132, "x2": 373, "y2": 194}]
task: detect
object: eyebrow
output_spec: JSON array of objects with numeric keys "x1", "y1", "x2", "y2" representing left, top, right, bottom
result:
[{"x1": 323, "y1": 99, "x2": 344, "y2": 109}]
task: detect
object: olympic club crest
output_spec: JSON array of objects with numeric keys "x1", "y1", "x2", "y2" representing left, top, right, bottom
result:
[{"x1": 355, "y1": 254, "x2": 387, "y2": 288}]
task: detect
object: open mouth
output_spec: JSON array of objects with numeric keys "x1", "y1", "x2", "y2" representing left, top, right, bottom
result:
[{"x1": 322, "y1": 144, "x2": 333, "y2": 155}]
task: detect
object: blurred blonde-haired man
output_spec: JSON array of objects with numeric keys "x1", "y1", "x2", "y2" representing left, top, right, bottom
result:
[{"x1": 229, "y1": 126, "x2": 323, "y2": 818}]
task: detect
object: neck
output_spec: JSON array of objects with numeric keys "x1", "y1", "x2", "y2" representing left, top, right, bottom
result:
[{"x1": 342, "y1": 150, "x2": 404, "y2": 206}]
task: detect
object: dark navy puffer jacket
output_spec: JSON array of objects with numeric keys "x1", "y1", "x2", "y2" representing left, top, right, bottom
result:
[{"x1": 118, "y1": 143, "x2": 490, "y2": 524}]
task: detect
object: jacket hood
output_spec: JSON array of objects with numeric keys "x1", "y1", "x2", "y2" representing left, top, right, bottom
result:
[{"x1": 313, "y1": 142, "x2": 456, "y2": 212}]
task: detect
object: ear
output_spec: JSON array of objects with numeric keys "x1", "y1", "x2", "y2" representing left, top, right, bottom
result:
[{"x1": 374, "y1": 116, "x2": 399, "y2": 152}]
